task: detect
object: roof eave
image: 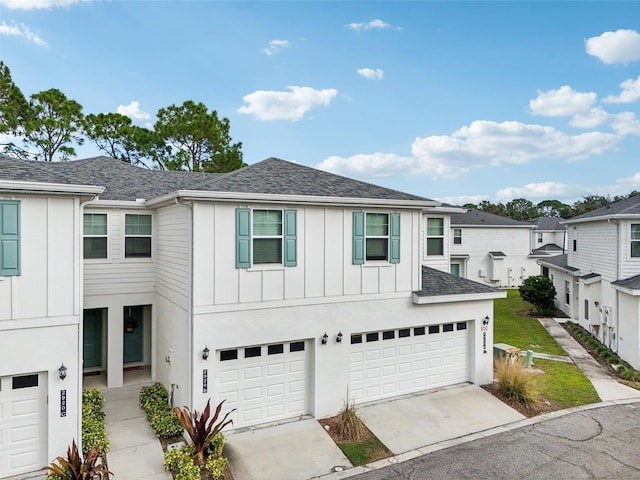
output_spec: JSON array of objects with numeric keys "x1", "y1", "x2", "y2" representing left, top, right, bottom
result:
[
  {"x1": 0, "y1": 180, "x2": 104, "y2": 196},
  {"x1": 611, "y1": 284, "x2": 640, "y2": 296},
  {"x1": 412, "y1": 291, "x2": 506, "y2": 304},
  {"x1": 564, "y1": 214, "x2": 640, "y2": 225}
]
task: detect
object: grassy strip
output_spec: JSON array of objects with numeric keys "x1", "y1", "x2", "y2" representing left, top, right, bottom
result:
[
  {"x1": 338, "y1": 438, "x2": 390, "y2": 466},
  {"x1": 534, "y1": 358, "x2": 601, "y2": 408},
  {"x1": 494, "y1": 289, "x2": 566, "y2": 356}
]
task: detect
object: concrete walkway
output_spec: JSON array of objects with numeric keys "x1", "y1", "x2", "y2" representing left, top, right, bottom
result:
[
  {"x1": 538, "y1": 317, "x2": 640, "y2": 401},
  {"x1": 102, "y1": 384, "x2": 171, "y2": 480}
]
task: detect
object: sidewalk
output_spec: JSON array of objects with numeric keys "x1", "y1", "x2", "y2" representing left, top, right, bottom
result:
[
  {"x1": 538, "y1": 317, "x2": 640, "y2": 401},
  {"x1": 102, "y1": 384, "x2": 171, "y2": 480}
]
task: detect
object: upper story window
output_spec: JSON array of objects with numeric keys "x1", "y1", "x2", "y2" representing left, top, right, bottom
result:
[
  {"x1": 453, "y1": 228, "x2": 462, "y2": 245},
  {"x1": 83, "y1": 213, "x2": 107, "y2": 259},
  {"x1": 352, "y1": 212, "x2": 400, "y2": 265},
  {"x1": 0, "y1": 200, "x2": 20, "y2": 276},
  {"x1": 426, "y1": 218, "x2": 444, "y2": 256},
  {"x1": 125, "y1": 214, "x2": 152, "y2": 258},
  {"x1": 236, "y1": 208, "x2": 297, "y2": 268},
  {"x1": 632, "y1": 224, "x2": 640, "y2": 257},
  {"x1": 537, "y1": 232, "x2": 543, "y2": 243}
]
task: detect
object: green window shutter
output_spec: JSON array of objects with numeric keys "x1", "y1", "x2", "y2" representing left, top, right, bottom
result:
[
  {"x1": 389, "y1": 212, "x2": 401, "y2": 264},
  {"x1": 0, "y1": 200, "x2": 20, "y2": 276},
  {"x1": 353, "y1": 211, "x2": 365, "y2": 265},
  {"x1": 236, "y1": 208, "x2": 251, "y2": 268},
  {"x1": 284, "y1": 209, "x2": 297, "y2": 267}
]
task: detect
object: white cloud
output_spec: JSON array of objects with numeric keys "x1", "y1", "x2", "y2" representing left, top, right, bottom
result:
[
  {"x1": 603, "y1": 75, "x2": 640, "y2": 104},
  {"x1": 611, "y1": 111, "x2": 640, "y2": 136},
  {"x1": 347, "y1": 19, "x2": 400, "y2": 32},
  {"x1": 318, "y1": 120, "x2": 621, "y2": 181},
  {"x1": 117, "y1": 101, "x2": 150, "y2": 121},
  {"x1": 495, "y1": 182, "x2": 580, "y2": 203},
  {"x1": 434, "y1": 194, "x2": 488, "y2": 206},
  {"x1": 264, "y1": 39, "x2": 290, "y2": 56},
  {"x1": 0, "y1": 21, "x2": 47, "y2": 47},
  {"x1": 238, "y1": 86, "x2": 338, "y2": 121},
  {"x1": 586, "y1": 29, "x2": 640, "y2": 64},
  {"x1": 529, "y1": 85, "x2": 597, "y2": 117},
  {"x1": 357, "y1": 68, "x2": 384, "y2": 80},
  {"x1": 569, "y1": 107, "x2": 610, "y2": 129},
  {"x1": 0, "y1": 0, "x2": 85, "y2": 8},
  {"x1": 317, "y1": 153, "x2": 414, "y2": 178}
]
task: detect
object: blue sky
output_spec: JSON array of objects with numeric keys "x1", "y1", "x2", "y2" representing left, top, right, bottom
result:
[{"x1": 1, "y1": 1, "x2": 640, "y2": 206}]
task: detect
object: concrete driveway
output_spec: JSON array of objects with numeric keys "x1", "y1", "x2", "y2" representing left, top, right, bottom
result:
[{"x1": 358, "y1": 383, "x2": 525, "y2": 454}]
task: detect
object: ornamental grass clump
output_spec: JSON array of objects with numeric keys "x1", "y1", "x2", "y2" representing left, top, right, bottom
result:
[
  {"x1": 334, "y1": 401, "x2": 366, "y2": 443},
  {"x1": 495, "y1": 355, "x2": 541, "y2": 410}
]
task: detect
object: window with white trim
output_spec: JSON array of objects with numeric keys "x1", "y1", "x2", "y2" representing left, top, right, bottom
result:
[
  {"x1": 125, "y1": 214, "x2": 152, "y2": 258},
  {"x1": 253, "y1": 210, "x2": 283, "y2": 264},
  {"x1": 352, "y1": 211, "x2": 400, "y2": 264},
  {"x1": 83, "y1": 213, "x2": 107, "y2": 259},
  {"x1": 632, "y1": 224, "x2": 640, "y2": 257},
  {"x1": 426, "y1": 217, "x2": 444, "y2": 255},
  {"x1": 537, "y1": 232, "x2": 543, "y2": 243},
  {"x1": 366, "y1": 213, "x2": 389, "y2": 261},
  {"x1": 236, "y1": 208, "x2": 297, "y2": 268},
  {"x1": 453, "y1": 228, "x2": 462, "y2": 245},
  {"x1": 565, "y1": 280, "x2": 570, "y2": 305}
]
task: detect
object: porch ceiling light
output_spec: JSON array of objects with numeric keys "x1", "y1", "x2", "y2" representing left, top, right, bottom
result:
[
  {"x1": 202, "y1": 346, "x2": 210, "y2": 360},
  {"x1": 321, "y1": 333, "x2": 328, "y2": 345},
  {"x1": 58, "y1": 363, "x2": 67, "y2": 380}
]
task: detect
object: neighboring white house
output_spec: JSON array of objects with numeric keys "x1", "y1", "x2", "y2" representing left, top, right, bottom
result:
[
  {"x1": 528, "y1": 217, "x2": 567, "y2": 257},
  {"x1": 0, "y1": 155, "x2": 505, "y2": 478},
  {"x1": 539, "y1": 195, "x2": 640, "y2": 370}
]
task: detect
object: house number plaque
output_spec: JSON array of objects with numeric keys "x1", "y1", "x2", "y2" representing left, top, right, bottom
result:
[
  {"x1": 203, "y1": 369, "x2": 208, "y2": 393},
  {"x1": 60, "y1": 389, "x2": 67, "y2": 417},
  {"x1": 483, "y1": 331, "x2": 487, "y2": 354}
]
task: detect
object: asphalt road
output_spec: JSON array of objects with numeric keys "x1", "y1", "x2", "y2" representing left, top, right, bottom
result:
[{"x1": 351, "y1": 403, "x2": 640, "y2": 480}]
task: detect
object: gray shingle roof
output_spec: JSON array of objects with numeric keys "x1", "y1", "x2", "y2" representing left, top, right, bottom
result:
[
  {"x1": 568, "y1": 195, "x2": 640, "y2": 222},
  {"x1": 531, "y1": 243, "x2": 564, "y2": 255},
  {"x1": 528, "y1": 217, "x2": 567, "y2": 230},
  {"x1": 581, "y1": 273, "x2": 601, "y2": 280},
  {"x1": 450, "y1": 209, "x2": 532, "y2": 227},
  {"x1": 414, "y1": 266, "x2": 502, "y2": 297},
  {"x1": 0, "y1": 155, "x2": 434, "y2": 203},
  {"x1": 538, "y1": 254, "x2": 579, "y2": 272},
  {"x1": 612, "y1": 274, "x2": 640, "y2": 290}
]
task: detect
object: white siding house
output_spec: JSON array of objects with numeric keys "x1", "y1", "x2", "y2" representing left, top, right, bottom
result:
[
  {"x1": 0, "y1": 155, "x2": 505, "y2": 475},
  {"x1": 539, "y1": 195, "x2": 640, "y2": 370}
]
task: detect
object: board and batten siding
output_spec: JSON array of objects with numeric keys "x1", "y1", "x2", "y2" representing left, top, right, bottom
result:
[
  {"x1": 192, "y1": 203, "x2": 420, "y2": 310},
  {"x1": 0, "y1": 196, "x2": 79, "y2": 322},
  {"x1": 619, "y1": 220, "x2": 640, "y2": 280},
  {"x1": 569, "y1": 221, "x2": 617, "y2": 281},
  {"x1": 155, "y1": 204, "x2": 190, "y2": 309},
  {"x1": 83, "y1": 208, "x2": 155, "y2": 297}
]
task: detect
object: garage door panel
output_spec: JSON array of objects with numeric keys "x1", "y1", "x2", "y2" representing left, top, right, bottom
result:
[
  {"x1": 350, "y1": 324, "x2": 469, "y2": 404},
  {"x1": 288, "y1": 359, "x2": 305, "y2": 373},
  {"x1": 244, "y1": 366, "x2": 262, "y2": 380},
  {"x1": 267, "y1": 363, "x2": 285, "y2": 376}
]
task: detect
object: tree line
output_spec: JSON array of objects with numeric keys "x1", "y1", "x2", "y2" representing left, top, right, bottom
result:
[
  {"x1": 465, "y1": 194, "x2": 640, "y2": 220},
  {"x1": 0, "y1": 61, "x2": 244, "y2": 172}
]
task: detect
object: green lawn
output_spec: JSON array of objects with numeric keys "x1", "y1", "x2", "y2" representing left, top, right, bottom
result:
[
  {"x1": 494, "y1": 289, "x2": 601, "y2": 408},
  {"x1": 494, "y1": 289, "x2": 566, "y2": 356}
]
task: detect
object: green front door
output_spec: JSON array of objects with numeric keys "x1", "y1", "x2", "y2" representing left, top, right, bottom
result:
[
  {"x1": 83, "y1": 309, "x2": 103, "y2": 369},
  {"x1": 123, "y1": 306, "x2": 144, "y2": 364}
]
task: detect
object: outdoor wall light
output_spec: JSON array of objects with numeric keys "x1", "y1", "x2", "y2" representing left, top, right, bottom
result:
[
  {"x1": 58, "y1": 363, "x2": 67, "y2": 381},
  {"x1": 336, "y1": 331, "x2": 343, "y2": 343},
  {"x1": 202, "y1": 346, "x2": 210, "y2": 360},
  {"x1": 321, "y1": 333, "x2": 328, "y2": 345},
  {"x1": 483, "y1": 316, "x2": 490, "y2": 326}
]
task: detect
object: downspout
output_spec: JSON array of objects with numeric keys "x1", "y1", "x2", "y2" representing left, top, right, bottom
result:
[
  {"x1": 77, "y1": 192, "x2": 100, "y2": 454},
  {"x1": 175, "y1": 198, "x2": 194, "y2": 409},
  {"x1": 608, "y1": 218, "x2": 621, "y2": 353}
]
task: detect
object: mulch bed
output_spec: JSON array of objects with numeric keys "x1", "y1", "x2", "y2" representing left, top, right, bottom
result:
[
  {"x1": 318, "y1": 414, "x2": 392, "y2": 463},
  {"x1": 159, "y1": 436, "x2": 234, "y2": 480}
]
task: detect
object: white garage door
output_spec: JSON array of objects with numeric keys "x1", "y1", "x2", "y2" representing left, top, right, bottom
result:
[
  {"x1": 215, "y1": 340, "x2": 309, "y2": 429},
  {"x1": 0, "y1": 372, "x2": 48, "y2": 479},
  {"x1": 350, "y1": 322, "x2": 469, "y2": 403}
]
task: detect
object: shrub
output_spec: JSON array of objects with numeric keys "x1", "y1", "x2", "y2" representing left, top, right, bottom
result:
[
  {"x1": 494, "y1": 356, "x2": 541, "y2": 409},
  {"x1": 519, "y1": 276, "x2": 556, "y2": 315},
  {"x1": 82, "y1": 389, "x2": 109, "y2": 455},
  {"x1": 204, "y1": 432, "x2": 225, "y2": 458},
  {"x1": 620, "y1": 367, "x2": 639, "y2": 382},
  {"x1": 139, "y1": 383, "x2": 183, "y2": 439},
  {"x1": 174, "y1": 399, "x2": 235, "y2": 467},
  {"x1": 163, "y1": 445, "x2": 201, "y2": 480},
  {"x1": 205, "y1": 456, "x2": 228, "y2": 480},
  {"x1": 333, "y1": 401, "x2": 366, "y2": 443},
  {"x1": 44, "y1": 440, "x2": 111, "y2": 480}
]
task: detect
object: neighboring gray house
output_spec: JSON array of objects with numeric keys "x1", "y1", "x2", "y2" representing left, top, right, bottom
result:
[{"x1": 0, "y1": 155, "x2": 505, "y2": 478}]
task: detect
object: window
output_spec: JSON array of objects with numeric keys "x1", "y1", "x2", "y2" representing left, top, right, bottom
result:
[
  {"x1": 573, "y1": 239, "x2": 577, "y2": 252},
  {"x1": 382, "y1": 330, "x2": 395, "y2": 340},
  {"x1": 456, "y1": 322, "x2": 467, "y2": 330},
  {"x1": 428, "y1": 325, "x2": 440, "y2": 334},
  {"x1": 565, "y1": 280, "x2": 570, "y2": 305},
  {"x1": 426, "y1": 218, "x2": 444, "y2": 256},
  {"x1": 450, "y1": 263, "x2": 460, "y2": 276},
  {"x1": 399, "y1": 328, "x2": 411, "y2": 338},
  {"x1": 84, "y1": 213, "x2": 107, "y2": 259},
  {"x1": 414, "y1": 326, "x2": 425, "y2": 336},
  {"x1": 584, "y1": 299, "x2": 589, "y2": 321},
  {"x1": 632, "y1": 224, "x2": 640, "y2": 257},
  {"x1": 351, "y1": 334, "x2": 363, "y2": 344},
  {"x1": 244, "y1": 346, "x2": 261, "y2": 358},
  {"x1": 220, "y1": 349, "x2": 238, "y2": 361},
  {"x1": 352, "y1": 212, "x2": 400, "y2": 265},
  {"x1": 236, "y1": 208, "x2": 297, "y2": 268},
  {"x1": 443, "y1": 323, "x2": 454, "y2": 332},
  {"x1": 290, "y1": 341, "x2": 305, "y2": 352},
  {"x1": 12, "y1": 374, "x2": 38, "y2": 389},
  {"x1": 268, "y1": 344, "x2": 284, "y2": 355},
  {"x1": 366, "y1": 332, "x2": 379, "y2": 342},
  {"x1": 0, "y1": 200, "x2": 20, "y2": 276},
  {"x1": 125, "y1": 214, "x2": 152, "y2": 258},
  {"x1": 453, "y1": 228, "x2": 462, "y2": 245},
  {"x1": 537, "y1": 232, "x2": 543, "y2": 243},
  {"x1": 542, "y1": 266, "x2": 549, "y2": 277}
]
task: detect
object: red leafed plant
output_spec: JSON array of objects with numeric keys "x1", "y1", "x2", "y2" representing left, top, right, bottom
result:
[
  {"x1": 43, "y1": 440, "x2": 112, "y2": 479},
  {"x1": 174, "y1": 399, "x2": 235, "y2": 466}
]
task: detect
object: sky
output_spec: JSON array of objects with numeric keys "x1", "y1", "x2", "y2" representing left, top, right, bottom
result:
[{"x1": 1, "y1": 1, "x2": 640, "y2": 206}]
